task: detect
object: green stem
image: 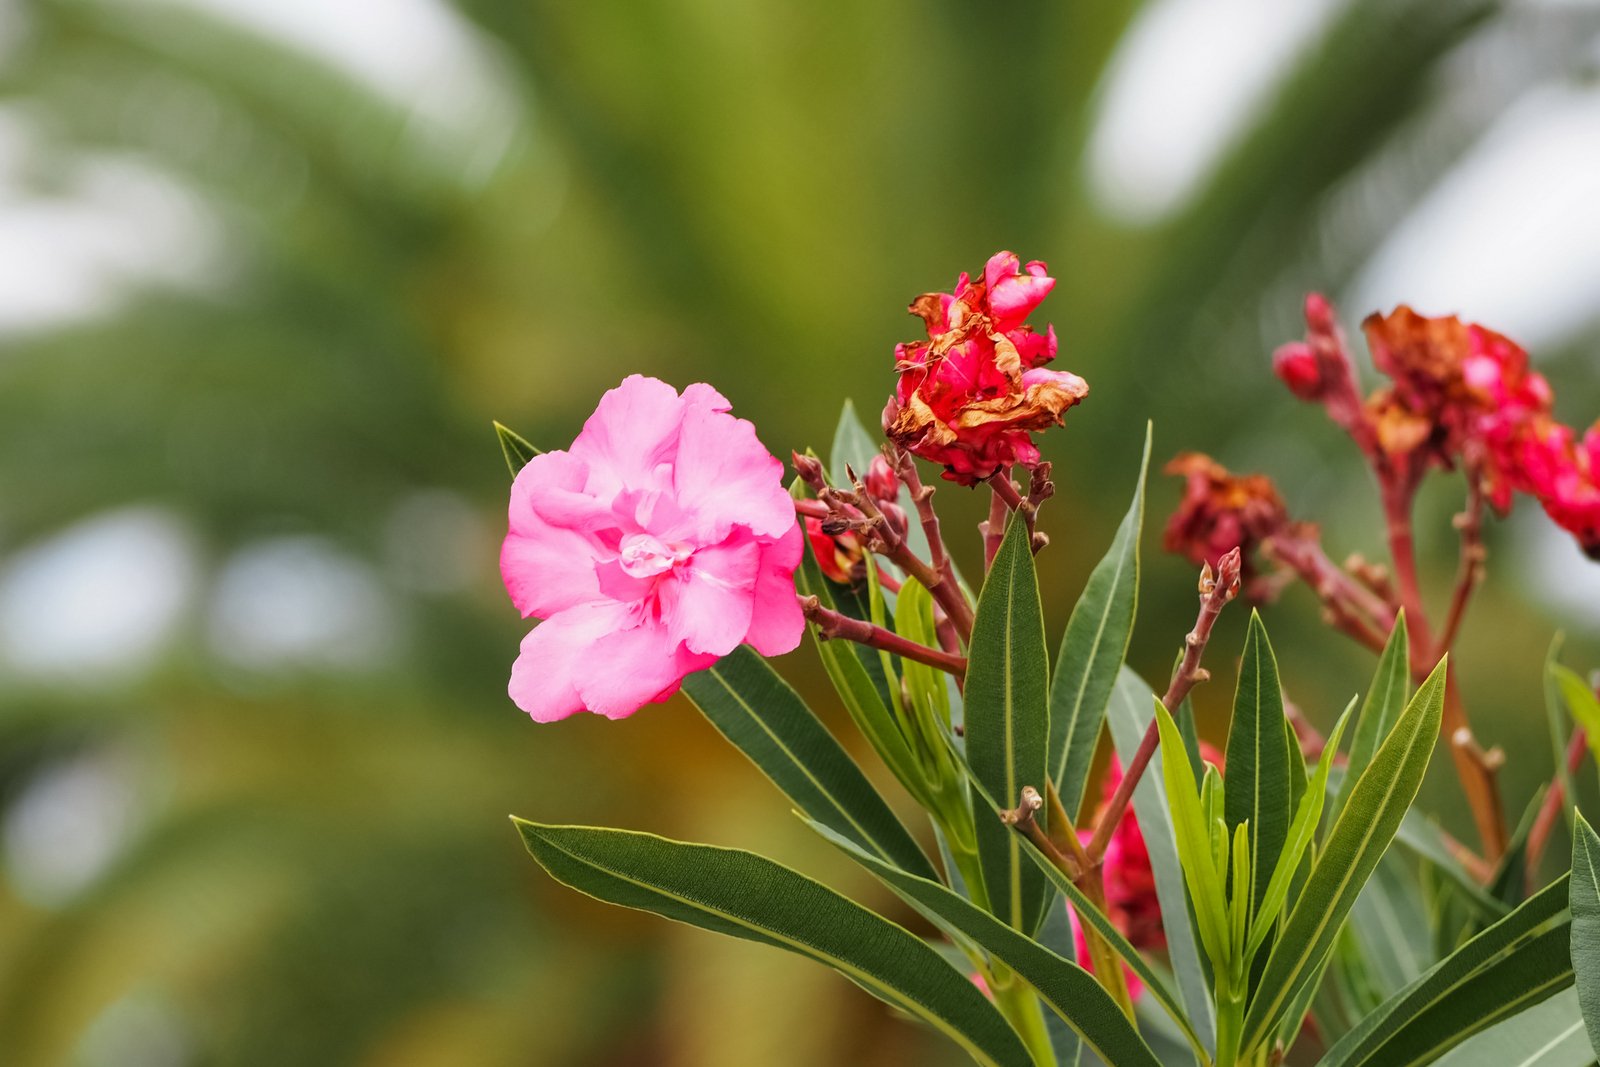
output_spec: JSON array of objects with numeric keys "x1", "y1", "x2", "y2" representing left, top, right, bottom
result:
[
  {"x1": 990, "y1": 963, "x2": 1055, "y2": 1067},
  {"x1": 1215, "y1": 970, "x2": 1245, "y2": 1067}
]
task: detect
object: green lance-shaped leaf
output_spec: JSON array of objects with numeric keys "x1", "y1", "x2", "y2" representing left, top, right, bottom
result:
[
  {"x1": 1108, "y1": 668, "x2": 1217, "y2": 1052},
  {"x1": 514, "y1": 820, "x2": 1033, "y2": 1067},
  {"x1": 1552, "y1": 663, "x2": 1600, "y2": 771},
  {"x1": 681, "y1": 647, "x2": 936, "y2": 882},
  {"x1": 1319, "y1": 872, "x2": 1574, "y2": 1067},
  {"x1": 1430, "y1": 987, "x2": 1591, "y2": 1067},
  {"x1": 955, "y1": 760, "x2": 1207, "y2": 1061},
  {"x1": 1048, "y1": 424, "x2": 1150, "y2": 817},
  {"x1": 1224, "y1": 610, "x2": 1292, "y2": 917},
  {"x1": 1245, "y1": 702, "x2": 1351, "y2": 963},
  {"x1": 804, "y1": 819, "x2": 1165, "y2": 1067},
  {"x1": 966, "y1": 514, "x2": 1052, "y2": 934},
  {"x1": 1240, "y1": 657, "x2": 1447, "y2": 1053},
  {"x1": 493, "y1": 419, "x2": 540, "y2": 477},
  {"x1": 1154, "y1": 695, "x2": 1232, "y2": 973},
  {"x1": 1571, "y1": 812, "x2": 1600, "y2": 1056},
  {"x1": 1332, "y1": 612, "x2": 1411, "y2": 823}
]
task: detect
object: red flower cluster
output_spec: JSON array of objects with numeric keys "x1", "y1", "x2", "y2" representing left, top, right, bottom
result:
[
  {"x1": 1162, "y1": 452, "x2": 1291, "y2": 584},
  {"x1": 1275, "y1": 299, "x2": 1600, "y2": 556},
  {"x1": 884, "y1": 251, "x2": 1088, "y2": 485}
]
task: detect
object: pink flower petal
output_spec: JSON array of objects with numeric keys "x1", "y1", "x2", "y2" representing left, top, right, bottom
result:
[
  {"x1": 671, "y1": 386, "x2": 796, "y2": 542},
  {"x1": 744, "y1": 523, "x2": 805, "y2": 656},
  {"x1": 509, "y1": 601, "x2": 632, "y2": 722},
  {"x1": 502, "y1": 451, "x2": 604, "y2": 618},
  {"x1": 580, "y1": 621, "x2": 717, "y2": 717},
  {"x1": 568, "y1": 374, "x2": 687, "y2": 497},
  {"x1": 668, "y1": 536, "x2": 762, "y2": 656}
]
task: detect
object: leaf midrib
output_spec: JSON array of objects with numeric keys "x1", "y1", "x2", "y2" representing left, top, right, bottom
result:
[
  {"x1": 1244, "y1": 710, "x2": 1423, "y2": 1047},
  {"x1": 532, "y1": 828, "x2": 1014, "y2": 1067},
  {"x1": 704, "y1": 664, "x2": 899, "y2": 867}
]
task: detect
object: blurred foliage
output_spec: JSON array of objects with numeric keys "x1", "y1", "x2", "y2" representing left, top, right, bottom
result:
[{"x1": 0, "y1": 0, "x2": 1598, "y2": 1063}]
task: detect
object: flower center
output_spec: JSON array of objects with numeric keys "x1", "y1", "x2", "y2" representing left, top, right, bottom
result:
[{"x1": 617, "y1": 533, "x2": 687, "y2": 579}]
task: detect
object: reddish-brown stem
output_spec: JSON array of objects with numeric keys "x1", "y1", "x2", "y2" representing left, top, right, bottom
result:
[
  {"x1": 1086, "y1": 549, "x2": 1242, "y2": 863},
  {"x1": 893, "y1": 450, "x2": 967, "y2": 653},
  {"x1": 1380, "y1": 477, "x2": 1508, "y2": 861},
  {"x1": 850, "y1": 475, "x2": 975, "y2": 642},
  {"x1": 1436, "y1": 481, "x2": 1486, "y2": 659},
  {"x1": 1526, "y1": 726, "x2": 1587, "y2": 880},
  {"x1": 794, "y1": 498, "x2": 830, "y2": 519},
  {"x1": 982, "y1": 484, "x2": 1009, "y2": 569},
  {"x1": 1004, "y1": 787, "x2": 1133, "y2": 1016},
  {"x1": 986, "y1": 468, "x2": 1047, "y2": 554},
  {"x1": 799, "y1": 595, "x2": 967, "y2": 675}
]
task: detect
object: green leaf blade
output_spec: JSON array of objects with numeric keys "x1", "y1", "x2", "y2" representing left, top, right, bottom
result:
[
  {"x1": 1048, "y1": 425, "x2": 1149, "y2": 816},
  {"x1": 805, "y1": 819, "x2": 1165, "y2": 1067},
  {"x1": 1224, "y1": 610, "x2": 1292, "y2": 916},
  {"x1": 1320, "y1": 873, "x2": 1574, "y2": 1067},
  {"x1": 494, "y1": 419, "x2": 541, "y2": 477},
  {"x1": 515, "y1": 820, "x2": 1033, "y2": 1067},
  {"x1": 1241, "y1": 657, "x2": 1447, "y2": 1052},
  {"x1": 681, "y1": 646, "x2": 937, "y2": 881},
  {"x1": 966, "y1": 514, "x2": 1052, "y2": 933},
  {"x1": 1570, "y1": 812, "x2": 1600, "y2": 1056},
  {"x1": 1107, "y1": 668, "x2": 1217, "y2": 1054}
]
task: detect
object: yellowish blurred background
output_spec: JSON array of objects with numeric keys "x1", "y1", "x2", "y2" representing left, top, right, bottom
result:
[{"x1": 2, "y1": 0, "x2": 1600, "y2": 1063}]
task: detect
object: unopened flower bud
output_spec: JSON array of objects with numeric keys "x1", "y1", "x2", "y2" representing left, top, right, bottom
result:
[
  {"x1": 864, "y1": 455, "x2": 899, "y2": 502},
  {"x1": 792, "y1": 452, "x2": 827, "y2": 492},
  {"x1": 1272, "y1": 341, "x2": 1324, "y2": 401},
  {"x1": 1303, "y1": 291, "x2": 1336, "y2": 335}
]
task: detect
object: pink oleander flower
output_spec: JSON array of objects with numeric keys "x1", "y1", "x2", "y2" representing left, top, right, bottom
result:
[
  {"x1": 500, "y1": 375, "x2": 804, "y2": 721},
  {"x1": 884, "y1": 251, "x2": 1088, "y2": 485}
]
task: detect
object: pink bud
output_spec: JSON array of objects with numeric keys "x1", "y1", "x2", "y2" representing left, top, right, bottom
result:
[
  {"x1": 1273, "y1": 342, "x2": 1324, "y2": 401},
  {"x1": 864, "y1": 455, "x2": 899, "y2": 502},
  {"x1": 1304, "y1": 292, "x2": 1336, "y2": 334}
]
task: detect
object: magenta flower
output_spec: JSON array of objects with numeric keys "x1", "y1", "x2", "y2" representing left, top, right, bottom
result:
[{"x1": 500, "y1": 375, "x2": 804, "y2": 721}]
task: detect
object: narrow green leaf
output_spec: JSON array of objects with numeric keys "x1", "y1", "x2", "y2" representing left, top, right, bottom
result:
[
  {"x1": 1048, "y1": 424, "x2": 1150, "y2": 815},
  {"x1": 805, "y1": 819, "x2": 1165, "y2": 1067},
  {"x1": 966, "y1": 514, "x2": 1052, "y2": 933},
  {"x1": 1225, "y1": 611, "x2": 1292, "y2": 916},
  {"x1": 1155, "y1": 696, "x2": 1232, "y2": 971},
  {"x1": 1107, "y1": 668, "x2": 1217, "y2": 1052},
  {"x1": 1432, "y1": 988, "x2": 1592, "y2": 1067},
  {"x1": 514, "y1": 820, "x2": 1032, "y2": 1067},
  {"x1": 1570, "y1": 812, "x2": 1600, "y2": 1057},
  {"x1": 1241, "y1": 657, "x2": 1447, "y2": 1052},
  {"x1": 1349, "y1": 854, "x2": 1434, "y2": 998},
  {"x1": 829, "y1": 397, "x2": 883, "y2": 490},
  {"x1": 1388, "y1": 808, "x2": 1508, "y2": 922},
  {"x1": 681, "y1": 647, "x2": 937, "y2": 881},
  {"x1": 1552, "y1": 664, "x2": 1600, "y2": 771},
  {"x1": 1333, "y1": 613, "x2": 1411, "y2": 823},
  {"x1": 494, "y1": 419, "x2": 541, "y2": 477},
  {"x1": 1011, "y1": 828, "x2": 1206, "y2": 1059},
  {"x1": 1318, "y1": 873, "x2": 1573, "y2": 1067},
  {"x1": 1246, "y1": 705, "x2": 1350, "y2": 962}
]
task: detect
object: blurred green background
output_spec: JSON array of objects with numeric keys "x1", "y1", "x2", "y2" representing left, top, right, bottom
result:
[{"x1": 2, "y1": 0, "x2": 1600, "y2": 1063}]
